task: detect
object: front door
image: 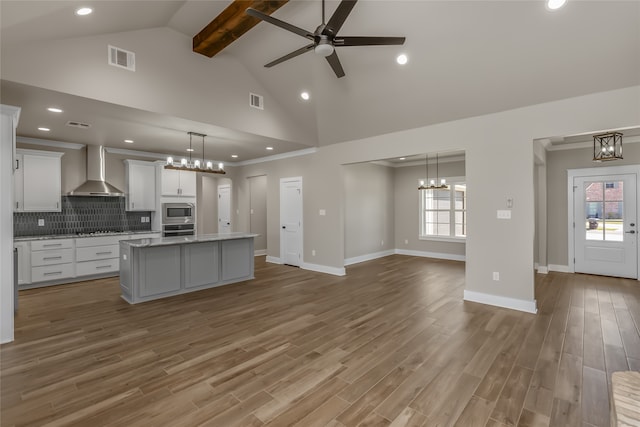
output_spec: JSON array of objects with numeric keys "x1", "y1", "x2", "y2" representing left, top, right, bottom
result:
[
  {"x1": 574, "y1": 174, "x2": 637, "y2": 278},
  {"x1": 218, "y1": 184, "x2": 231, "y2": 234},
  {"x1": 280, "y1": 177, "x2": 302, "y2": 266}
]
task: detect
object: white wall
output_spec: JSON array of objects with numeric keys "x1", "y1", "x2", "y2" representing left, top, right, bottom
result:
[
  {"x1": 344, "y1": 163, "x2": 395, "y2": 260},
  {"x1": 1, "y1": 105, "x2": 20, "y2": 343},
  {"x1": 248, "y1": 175, "x2": 267, "y2": 252}
]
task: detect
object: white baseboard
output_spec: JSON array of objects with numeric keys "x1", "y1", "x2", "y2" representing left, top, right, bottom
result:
[
  {"x1": 344, "y1": 250, "x2": 395, "y2": 266},
  {"x1": 266, "y1": 256, "x2": 282, "y2": 264},
  {"x1": 395, "y1": 248, "x2": 466, "y2": 262},
  {"x1": 254, "y1": 249, "x2": 267, "y2": 256},
  {"x1": 537, "y1": 265, "x2": 549, "y2": 274},
  {"x1": 302, "y1": 262, "x2": 346, "y2": 277},
  {"x1": 548, "y1": 264, "x2": 570, "y2": 273},
  {"x1": 464, "y1": 290, "x2": 538, "y2": 314}
]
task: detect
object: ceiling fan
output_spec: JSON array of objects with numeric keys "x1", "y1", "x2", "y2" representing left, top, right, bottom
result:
[{"x1": 246, "y1": 0, "x2": 406, "y2": 78}]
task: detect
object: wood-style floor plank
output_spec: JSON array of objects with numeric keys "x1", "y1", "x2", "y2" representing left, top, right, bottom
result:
[{"x1": 2, "y1": 256, "x2": 638, "y2": 426}]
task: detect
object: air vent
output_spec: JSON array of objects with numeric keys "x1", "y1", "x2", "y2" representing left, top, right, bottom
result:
[
  {"x1": 249, "y1": 93, "x2": 264, "y2": 110},
  {"x1": 108, "y1": 45, "x2": 135, "y2": 71},
  {"x1": 66, "y1": 121, "x2": 91, "y2": 129}
]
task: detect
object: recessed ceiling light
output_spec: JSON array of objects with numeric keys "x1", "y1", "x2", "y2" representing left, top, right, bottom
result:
[
  {"x1": 396, "y1": 54, "x2": 408, "y2": 65},
  {"x1": 266, "y1": 147, "x2": 274, "y2": 151},
  {"x1": 47, "y1": 107, "x2": 63, "y2": 113},
  {"x1": 75, "y1": 7, "x2": 93, "y2": 16},
  {"x1": 231, "y1": 154, "x2": 238, "y2": 158},
  {"x1": 399, "y1": 157, "x2": 406, "y2": 160},
  {"x1": 124, "y1": 139, "x2": 134, "y2": 144},
  {"x1": 300, "y1": 91, "x2": 310, "y2": 101},
  {"x1": 186, "y1": 148, "x2": 195, "y2": 152},
  {"x1": 546, "y1": 0, "x2": 567, "y2": 10},
  {"x1": 38, "y1": 127, "x2": 50, "y2": 132}
]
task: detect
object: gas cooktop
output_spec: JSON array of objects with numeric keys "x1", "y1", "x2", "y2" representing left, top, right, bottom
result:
[{"x1": 75, "y1": 230, "x2": 126, "y2": 236}]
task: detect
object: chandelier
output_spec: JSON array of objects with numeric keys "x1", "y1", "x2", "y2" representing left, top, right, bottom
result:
[
  {"x1": 165, "y1": 132, "x2": 226, "y2": 174},
  {"x1": 418, "y1": 153, "x2": 448, "y2": 190},
  {"x1": 593, "y1": 132, "x2": 623, "y2": 162}
]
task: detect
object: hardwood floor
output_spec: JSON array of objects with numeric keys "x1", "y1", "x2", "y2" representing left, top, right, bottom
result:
[{"x1": 2, "y1": 255, "x2": 639, "y2": 427}]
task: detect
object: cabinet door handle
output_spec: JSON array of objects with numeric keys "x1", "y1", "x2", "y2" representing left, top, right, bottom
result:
[
  {"x1": 56, "y1": 202, "x2": 59, "y2": 209},
  {"x1": 43, "y1": 256, "x2": 62, "y2": 260},
  {"x1": 44, "y1": 271, "x2": 62, "y2": 276},
  {"x1": 43, "y1": 243, "x2": 62, "y2": 247},
  {"x1": 96, "y1": 251, "x2": 112, "y2": 255},
  {"x1": 16, "y1": 202, "x2": 19, "y2": 209},
  {"x1": 132, "y1": 202, "x2": 135, "y2": 209},
  {"x1": 95, "y1": 265, "x2": 112, "y2": 270}
]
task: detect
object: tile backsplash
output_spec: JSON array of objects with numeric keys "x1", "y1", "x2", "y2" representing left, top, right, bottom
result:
[{"x1": 14, "y1": 196, "x2": 152, "y2": 237}]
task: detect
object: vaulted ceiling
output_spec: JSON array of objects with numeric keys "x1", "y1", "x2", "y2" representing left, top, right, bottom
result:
[{"x1": 1, "y1": 1, "x2": 639, "y2": 161}]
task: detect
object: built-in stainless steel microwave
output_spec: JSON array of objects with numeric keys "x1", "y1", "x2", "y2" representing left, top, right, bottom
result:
[{"x1": 162, "y1": 202, "x2": 195, "y2": 225}]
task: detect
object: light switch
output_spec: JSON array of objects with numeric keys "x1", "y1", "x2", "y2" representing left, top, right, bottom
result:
[
  {"x1": 319, "y1": 209, "x2": 326, "y2": 216},
  {"x1": 497, "y1": 210, "x2": 511, "y2": 219}
]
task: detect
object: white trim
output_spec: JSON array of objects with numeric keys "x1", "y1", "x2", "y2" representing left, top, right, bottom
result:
[
  {"x1": 235, "y1": 148, "x2": 317, "y2": 166},
  {"x1": 567, "y1": 164, "x2": 640, "y2": 276},
  {"x1": 418, "y1": 236, "x2": 466, "y2": 243},
  {"x1": 548, "y1": 264, "x2": 570, "y2": 273},
  {"x1": 106, "y1": 147, "x2": 168, "y2": 160},
  {"x1": 537, "y1": 266, "x2": 549, "y2": 274},
  {"x1": 266, "y1": 256, "x2": 282, "y2": 264},
  {"x1": 344, "y1": 249, "x2": 395, "y2": 266},
  {"x1": 16, "y1": 148, "x2": 64, "y2": 158},
  {"x1": 254, "y1": 249, "x2": 267, "y2": 256},
  {"x1": 395, "y1": 248, "x2": 466, "y2": 262},
  {"x1": 0, "y1": 104, "x2": 21, "y2": 121},
  {"x1": 547, "y1": 135, "x2": 640, "y2": 151},
  {"x1": 17, "y1": 136, "x2": 84, "y2": 150},
  {"x1": 464, "y1": 290, "x2": 538, "y2": 314},
  {"x1": 302, "y1": 262, "x2": 346, "y2": 276}
]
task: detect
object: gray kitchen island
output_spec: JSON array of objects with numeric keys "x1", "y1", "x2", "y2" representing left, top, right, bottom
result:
[{"x1": 119, "y1": 233, "x2": 258, "y2": 304}]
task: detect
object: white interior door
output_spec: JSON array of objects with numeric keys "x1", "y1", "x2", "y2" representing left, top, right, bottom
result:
[
  {"x1": 218, "y1": 184, "x2": 231, "y2": 234},
  {"x1": 280, "y1": 177, "x2": 302, "y2": 266},
  {"x1": 574, "y1": 173, "x2": 637, "y2": 278}
]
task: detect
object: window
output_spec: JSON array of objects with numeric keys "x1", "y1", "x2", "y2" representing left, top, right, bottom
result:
[{"x1": 420, "y1": 180, "x2": 466, "y2": 239}]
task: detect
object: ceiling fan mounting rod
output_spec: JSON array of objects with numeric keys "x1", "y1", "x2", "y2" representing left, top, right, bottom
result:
[{"x1": 322, "y1": 0, "x2": 326, "y2": 24}]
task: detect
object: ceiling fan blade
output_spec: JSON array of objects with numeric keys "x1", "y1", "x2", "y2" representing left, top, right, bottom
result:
[
  {"x1": 265, "y1": 43, "x2": 315, "y2": 68},
  {"x1": 324, "y1": 0, "x2": 357, "y2": 37},
  {"x1": 334, "y1": 36, "x2": 406, "y2": 46},
  {"x1": 325, "y1": 51, "x2": 345, "y2": 78},
  {"x1": 246, "y1": 8, "x2": 314, "y2": 41}
]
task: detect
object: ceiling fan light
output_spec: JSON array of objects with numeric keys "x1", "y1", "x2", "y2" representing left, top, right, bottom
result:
[{"x1": 315, "y1": 36, "x2": 334, "y2": 57}]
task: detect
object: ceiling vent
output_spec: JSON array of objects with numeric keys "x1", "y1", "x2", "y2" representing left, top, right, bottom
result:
[
  {"x1": 249, "y1": 93, "x2": 264, "y2": 110},
  {"x1": 66, "y1": 121, "x2": 91, "y2": 129},
  {"x1": 108, "y1": 45, "x2": 135, "y2": 71}
]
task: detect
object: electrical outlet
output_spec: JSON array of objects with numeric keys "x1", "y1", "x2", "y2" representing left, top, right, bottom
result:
[
  {"x1": 381, "y1": 240, "x2": 384, "y2": 246},
  {"x1": 312, "y1": 249, "x2": 316, "y2": 256},
  {"x1": 319, "y1": 209, "x2": 326, "y2": 216},
  {"x1": 493, "y1": 272, "x2": 500, "y2": 281},
  {"x1": 38, "y1": 219, "x2": 45, "y2": 226},
  {"x1": 404, "y1": 239, "x2": 409, "y2": 245}
]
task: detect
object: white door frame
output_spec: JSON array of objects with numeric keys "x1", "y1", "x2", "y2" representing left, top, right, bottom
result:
[
  {"x1": 218, "y1": 184, "x2": 231, "y2": 234},
  {"x1": 567, "y1": 164, "x2": 640, "y2": 277},
  {"x1": 280, "y1": 177, "x2": 303, "y2": 265}
]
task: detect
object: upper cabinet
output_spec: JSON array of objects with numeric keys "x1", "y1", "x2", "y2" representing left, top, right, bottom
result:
[
  {"x1": 14, "y1": 149, "x2": 63, "y2": 212},
  {"x1": 124, "y1": 160, "x2": 156, "y2": 211},
  {"x1": 160, "y1": 167, "x2": 196, "y2": 197}
]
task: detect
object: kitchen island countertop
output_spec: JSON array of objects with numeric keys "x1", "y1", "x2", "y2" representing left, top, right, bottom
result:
[{"x1": 124, "y1": 232, "x2": 259, "y2": 248}]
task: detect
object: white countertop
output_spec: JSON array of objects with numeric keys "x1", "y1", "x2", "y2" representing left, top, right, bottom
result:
[
  {"x1": 122, "y1": 232, "x2": 259, "y2": 248},
  {"x1": 15, "y1": 230, "x2": 162, "y2": 242}
]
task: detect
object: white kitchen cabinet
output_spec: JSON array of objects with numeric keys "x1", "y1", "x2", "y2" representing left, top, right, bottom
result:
[
  {"x1": 13, "y1": 241, "x2": 31, "y2": 286},
  {"x1": 30, "y1": 238, "x2": 74, "y2": 283},
  {"x1": 15, "y1": 149, "x2": 63, "y2": 212},
  {"x1": 161, "y1": 167, "x2": 196, "y2": 197},
  {"x1": 124, "y1": 160, "x2": 156, "y2": 211}
]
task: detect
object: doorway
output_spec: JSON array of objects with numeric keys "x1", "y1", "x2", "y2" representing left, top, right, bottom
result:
[
  {"x1": 280, "y1": 177, "x2": 302, "y2": 266},
  {"x1": 569, "y1": 166, "x2": 638, "y2": 279},
  {"x1": 218, "y1": 184, "x2": 231, "y2": 234},
  {"x1": 248, "y1": 176, "x2": 267, "y2": 255}
]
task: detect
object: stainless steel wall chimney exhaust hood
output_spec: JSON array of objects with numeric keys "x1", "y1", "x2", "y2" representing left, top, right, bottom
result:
[{"x1": 68, "y1": 145, "x2": 124, "y2": 197}]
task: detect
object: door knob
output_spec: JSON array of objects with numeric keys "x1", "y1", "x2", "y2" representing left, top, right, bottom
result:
[
  {"x1": 282, "y1": 226, "x2": 286, "y2": 229},
  {"x1": 626, "y1": 230, "x2": 636, "y2": 234}
]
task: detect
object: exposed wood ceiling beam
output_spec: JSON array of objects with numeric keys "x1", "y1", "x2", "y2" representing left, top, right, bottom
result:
[{"x1": 193, "y1": 0, "x2": 290, "y2": 58}]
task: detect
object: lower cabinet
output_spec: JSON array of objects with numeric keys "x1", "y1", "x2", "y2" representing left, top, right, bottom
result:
[
  {"x1": 183, "y1": 242, "x2": 219, "y2": 289},
  {"x1": 76, "y1": 238, "x2": 120, "y2": 276},
  {"x1": 14, "y1": 242, "x2": 31, "y2": 285},
  {"x1": 30, "y1": 239, "x2": 74, "y2": 283},
  {"x1": 138, "y1": 246, "x2": 182, "y2": 297}
]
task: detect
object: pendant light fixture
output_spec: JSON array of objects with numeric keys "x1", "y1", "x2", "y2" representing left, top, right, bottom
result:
[
  {"x1": 593, "y1": 132, "x2": 623, "y2": 161},
  {"x1": 418, "y1": 153, "x2": 448, "y2": 190},
  {"x1": 165, "y1": 132, "x2": 225, "y2": 174}
]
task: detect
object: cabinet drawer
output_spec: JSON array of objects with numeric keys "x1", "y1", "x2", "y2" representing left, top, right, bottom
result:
[
  {"x1": 31, "y1": 248, "x2": 73, "y2": 267},
  {"x1": 76, "y1": 236, "x2": 127, "y2": 248},
  {"x1": 76, "y1": 245, "x2": 119, "y2": 262},
  {"x1": 32, "y1": 263, "x2": 74, "y2": 282},
  {"x1": 31, "y1": 239, "x2": 73, "y2": 251},
  {"x1": 76, "y1": 259, "x2": 119, "y2": 276}
]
